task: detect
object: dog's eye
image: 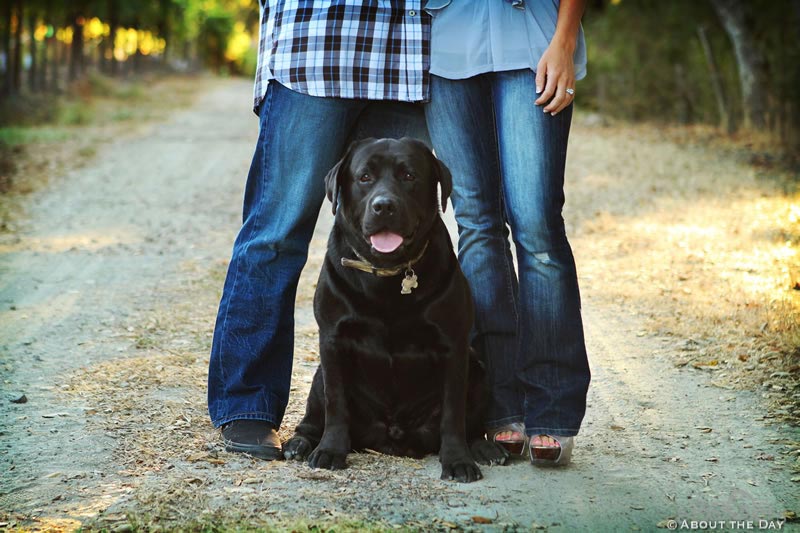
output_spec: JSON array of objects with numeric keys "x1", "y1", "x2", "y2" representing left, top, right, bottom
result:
[
  {"x1": 403, "y1": 172, "x2": 416, "y2": 181},
  {"x1": 359, "y1": 173, "x2": 372, "y2": 183}
]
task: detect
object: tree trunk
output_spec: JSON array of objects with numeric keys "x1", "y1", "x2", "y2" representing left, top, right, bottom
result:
[
  {"x1": 27, "y1": 6, "x2": 36, "y2": 92},
  {"x1": 1, "y1": 0, "x2": 11, "y2": 95},
  {"x1": 709, "y1": 0, "x2": 769, "y2": 130},
  {"x1": 11, "y1": 0, "x2": 21, "y2": 93},
  {"x1": 108, "y1": 0, "x2": 118, "y2": 76},
  {"x1": 40, "y1": 33, "x2": 49, "y2": 90},
  {"x1": 39, "y1": 0, "x2": 51, "y2": 91},
  {"x1": 132, "y1": 17, "x2": 141, "y2": 74},
  {"x1": 68, "y1": 3, "x2": 85, "y2": 82},
  {"x1": 99, "y1": 29, "x2": 107, "y2": 73},
  {"x1": 159, "y1": 0, "x2": 170, "y2": 67},
  {"x1": 53, "y1": 16, "x2": 63, "y2": 93},
  {"x1": 674, "y1": 63, "x2": 693, "y2": 125},
  {"x1": 697, "y1": 25, "x2": 734, "y2": 133}
]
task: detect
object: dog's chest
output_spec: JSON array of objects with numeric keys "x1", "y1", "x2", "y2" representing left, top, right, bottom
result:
[
  {"x1": 334, "y1": 317, "x2": 448, "y2": 390},
  {"x1": 336, "y1": 317, "x2": 447, "y2": 360}
]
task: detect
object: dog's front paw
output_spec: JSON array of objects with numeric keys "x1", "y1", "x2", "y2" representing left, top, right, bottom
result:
[
  {"x1": 283, "y1": 435, "x2": 313, "y2": 461},
  {"x1": 307, "y1": 447, "x2": 348, "y2": 470},
  {"x1": 470, "y1": 438, "x2": 510, "y2": 466},
  {"x1": 440, "y1": 458, "x2": 482, "y2": 483}
]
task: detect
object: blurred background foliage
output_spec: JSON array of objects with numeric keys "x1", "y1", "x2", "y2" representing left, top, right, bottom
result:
[
  {"x1": 0, "y1": 0, "x2": 259, "y2": 101},
  {"x1": 581, "y1": 0, "x2": 800, "y2": 152},
  {"x1": 0, "y1": 0, "x2": 798, "y2": 154}
]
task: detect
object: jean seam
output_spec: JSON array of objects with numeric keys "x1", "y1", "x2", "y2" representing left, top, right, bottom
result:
[
  {"x1": 488, "y1": 73, "x2": 520, "y2": 423},
  {"x1": 552, "y1": 102, "x2": 572, "y2": 426},
  {"x1": 487, "y1": 75, "x2": 520, "y2": 332},
  {"x1": 479, "y1": 73, "x2": 521, "y2": 424},
  {"x1": 213, "y1": 82, "x2": 275, "y2": 421}
]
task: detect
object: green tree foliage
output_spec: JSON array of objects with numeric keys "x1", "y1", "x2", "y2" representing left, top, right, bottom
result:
[
  {"x1": 197, "y1": 4, "x2": 235, "y2": 73},
  {"x1": 0, "y1": 0, "x2": 259, "y2": 96},
  {"x1": 580, "y1": 0, "x2": 799, "y2": 148},
  {"x1": 2, "y1": 1, "x2": 797, "y2": 150}
]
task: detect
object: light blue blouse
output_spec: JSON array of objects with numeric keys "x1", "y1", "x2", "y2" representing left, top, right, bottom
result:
[{"x1": 425, "y1": 0, "x2": 587, "y2": 81}]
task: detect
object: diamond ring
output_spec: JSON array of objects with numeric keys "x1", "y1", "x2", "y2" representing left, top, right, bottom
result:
[{"x1": 566, "y1": 88, "x2": 575, "y2": 95}]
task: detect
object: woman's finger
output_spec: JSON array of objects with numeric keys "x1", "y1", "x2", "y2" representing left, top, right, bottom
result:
[
  {"x1": 535, "y1": 61, "x2": 547, "y2": 95},
  {"x1": 551, "y1": 75, "x2": 576, "y2": 115},
  {"x1": 545, "y1": 81, "x2": 566, "y2": 114},
  {"x1": 537, "y1": 67, "x2": 559, "y2": 108},
  {"x1": 534, "y1": 62, "x2": 549, "y2": 105},
  {"x1": 543, "y1": 69, "x2": 568, "y2": 113}
]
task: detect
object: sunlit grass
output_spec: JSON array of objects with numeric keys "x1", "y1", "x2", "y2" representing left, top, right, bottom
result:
[
  {"x1": 58, "y1": 102, "x2": 96, "y2": 125},
  {"x1": 0, "y1": 74, "x2": 204, "y2": 153},
  {"x1": 111, "y1": 109, "x2": 136, "y2": 122},
  {"x1": 0, "y1": 73, "x2": 214, "y2": 230},
  {"x1": 0, "y1": 126, "x2": 72, "y2": 145}
]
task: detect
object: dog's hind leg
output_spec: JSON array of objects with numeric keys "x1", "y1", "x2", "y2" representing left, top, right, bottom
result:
[{"x1": 283, "y1": 366, "x2": 325, "y2": 461}]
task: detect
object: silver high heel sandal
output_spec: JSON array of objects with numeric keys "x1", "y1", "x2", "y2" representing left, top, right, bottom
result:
[
  {"x1": 488, "y1": 422, "x2": 527, "y2": 456},
  {"x1": 529, "y1": 435, "x2": 574, "y2": 466}
]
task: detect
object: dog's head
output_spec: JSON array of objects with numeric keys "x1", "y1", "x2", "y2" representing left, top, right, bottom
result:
[{"x1": 325, "y1": 137, "x2": 452, "y2": 264}]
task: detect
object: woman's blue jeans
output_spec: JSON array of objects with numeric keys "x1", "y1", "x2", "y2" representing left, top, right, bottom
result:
[
  {"x1": 425, "y1": 70, "x2": 591, "y2": 437},
  {"x1": 208, "y1": 81, "x2": 427, "y2": 429}
]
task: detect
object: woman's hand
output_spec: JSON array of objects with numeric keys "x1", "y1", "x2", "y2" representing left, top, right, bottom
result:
[{"x1": 534, "y1": 42, "x2": 576, "y2": 116}]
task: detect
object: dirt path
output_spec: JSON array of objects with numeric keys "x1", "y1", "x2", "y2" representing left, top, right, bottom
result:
[{"x1": 1, "y1": 79, "x2": 797, "y2": 532}]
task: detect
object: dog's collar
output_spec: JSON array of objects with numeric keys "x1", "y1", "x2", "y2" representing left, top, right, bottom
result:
[
  {"x1": 340, "y1": 240, "x2": 429, "y2": 277},
  {"x1": 341, "y1": 241, "x2": 427, "y2": 293}
]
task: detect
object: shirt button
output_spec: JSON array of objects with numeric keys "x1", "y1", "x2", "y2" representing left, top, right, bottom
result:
[{"x1": 409, "y1": 10, "x2": 416, "y2": 16}]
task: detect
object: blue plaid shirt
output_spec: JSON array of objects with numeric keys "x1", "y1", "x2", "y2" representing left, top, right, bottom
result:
[{"x1": 254, "y1": 1, "x2": 430, "y2": 111}]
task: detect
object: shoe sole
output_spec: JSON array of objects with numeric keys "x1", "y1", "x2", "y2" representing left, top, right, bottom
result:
[
  {"x1": 530, "y1": 436, "x2": 574, "y2": 467},
  {"x1": 495, "y1": 440, "x2": 526, "y2": 455},
  {"x1": 224, "y1": 440, "x2": 283, "y2": 461},
  {"x1": 490, "y1": 422, "x2": 528, "y2": 456}
]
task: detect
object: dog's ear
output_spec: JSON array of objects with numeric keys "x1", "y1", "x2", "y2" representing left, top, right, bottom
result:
[
  {"x1": 433, "y1": 155, "x2": 453, "y2": 213},
  {"x1": 325, "y1": 139, "x2": 374, "y2": 215},
  {"x1": 324, "y1": 157, "x2": 345, "y2": 215},
  {"x1": 400, "y1": 137, "x2": 453, "y2": 213}
]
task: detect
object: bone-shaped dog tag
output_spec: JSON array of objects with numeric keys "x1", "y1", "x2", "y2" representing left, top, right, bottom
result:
[{"x1": 401, "y1": 270, "x2": 418, "y2": 295}]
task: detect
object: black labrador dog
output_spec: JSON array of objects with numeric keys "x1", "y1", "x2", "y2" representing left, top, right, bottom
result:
[{"x1": 283, "y1": 138, "x2": 508, "y2": 482}]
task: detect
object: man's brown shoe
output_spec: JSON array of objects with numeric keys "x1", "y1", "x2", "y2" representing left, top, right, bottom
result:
[{"x1": 221, "y1": 420, "x2": 282, "y2": 460}]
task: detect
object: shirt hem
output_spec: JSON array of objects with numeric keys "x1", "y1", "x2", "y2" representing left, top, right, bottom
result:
[
  {"x1": 431, "y1": 63, "x2": 587, "y2": 81},
  {"x1": 254, "y1": 78, "x2": 429, "y2": 109}
]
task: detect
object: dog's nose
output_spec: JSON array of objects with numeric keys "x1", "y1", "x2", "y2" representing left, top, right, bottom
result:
[{"x1": 370, "y1": 196, "x2": 395, "y2": 216}]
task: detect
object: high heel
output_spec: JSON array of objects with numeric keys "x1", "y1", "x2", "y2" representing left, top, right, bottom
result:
[
  {"x1": 529, "y1": 435, "x2": 574, "y2": 466},
  {"x1": 488, "y1": 422, "x2": 527, "y2": 455}
]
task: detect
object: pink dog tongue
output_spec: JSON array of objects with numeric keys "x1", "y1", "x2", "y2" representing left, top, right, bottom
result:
[{"x1": 370, "y1": 232, "x2": 404, "y2": 253}]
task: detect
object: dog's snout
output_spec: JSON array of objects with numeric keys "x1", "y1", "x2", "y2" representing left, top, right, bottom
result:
[{"x1": 370, "y1": 196, "x2": 395, "y2": 216}]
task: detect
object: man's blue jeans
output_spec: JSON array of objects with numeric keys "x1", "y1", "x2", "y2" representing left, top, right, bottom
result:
[
  {"x1": 425, "y1": 70, "x2": 591, "y2": 437},
  {"x1": 208, "y1": 81, "x2": 428, "y2": 429}
]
